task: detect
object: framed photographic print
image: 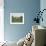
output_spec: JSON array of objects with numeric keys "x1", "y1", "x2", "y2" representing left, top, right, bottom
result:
[{"x1": 10, "y1": 13, "x2": 24, "y2": 24}]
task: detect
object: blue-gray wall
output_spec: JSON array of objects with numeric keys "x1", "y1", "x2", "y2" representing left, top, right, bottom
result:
[{"x1": 4, "y1": 0, "x2": 40, "y2": 42}]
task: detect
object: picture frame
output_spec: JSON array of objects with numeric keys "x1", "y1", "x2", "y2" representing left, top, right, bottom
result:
[{"x1": 10, "y1": 13, "x2": 24, "y2": 24}]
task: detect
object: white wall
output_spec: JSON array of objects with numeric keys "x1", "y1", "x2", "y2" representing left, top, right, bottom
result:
[{"x1": 0, "y1": 0, "x2": 4, "y2": 42}]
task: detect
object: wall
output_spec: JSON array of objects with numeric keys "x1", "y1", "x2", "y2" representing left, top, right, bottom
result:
[
  {"x1": 40, "y1": 0, "x2": 46, "y2": 27},
  {"x1": 4, "y1": 0, "x2": 40, "y2": 42},
  {"x1": 0, "y1": 0, "x2": 4, "y2": 42},
  {"x1": 40, "y1": 0, "x2": 46, "y2": 45}
]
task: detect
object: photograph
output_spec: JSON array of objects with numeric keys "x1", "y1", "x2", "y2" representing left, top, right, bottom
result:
[{"x1": 10, "y1": 13, "x2": 24, "y2": 24}]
